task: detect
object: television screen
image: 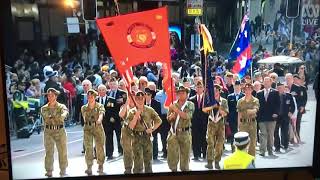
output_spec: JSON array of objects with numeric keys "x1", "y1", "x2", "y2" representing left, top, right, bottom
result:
[
  {"x1": 3, "y1": 1, "x2": 319, "y2": 180},
  {"x1": 169, "y1": 25, "x2": 182, "y2": 41}
]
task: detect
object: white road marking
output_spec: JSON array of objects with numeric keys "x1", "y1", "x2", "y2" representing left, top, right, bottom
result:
[{"x1": 12, "y1": 138, "x2": 83, "y2": 159}]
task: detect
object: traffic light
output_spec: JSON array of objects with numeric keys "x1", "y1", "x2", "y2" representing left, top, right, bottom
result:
[
  {"x1": 286, "y1": 0, "x2": 300, "y2": 18},
  {"x1": 82, "y1": 0, "x2": 97, "y2": 21}
]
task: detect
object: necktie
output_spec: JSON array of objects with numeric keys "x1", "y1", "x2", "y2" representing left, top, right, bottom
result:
[
  {"x1": 102, "y1": 97, "x2": 105, "y2": 105},
  {"x1": 198, "y1": 95, "x2": 201, "y2": 109},
  {"x1": 265, "y1": 89, "x2": 269, "y2": 102},
  {"x1": 235, "y1": 94, "x2": 239, "y2": 101}
]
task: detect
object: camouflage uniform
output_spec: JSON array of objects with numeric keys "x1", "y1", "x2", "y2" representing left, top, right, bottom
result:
[
  {"x1": 206, "y1": 97, "x2": 229, "y2": 168},
  {"x1": 120, "y1": 105, "x2": 133, "y2": 174},
  {"x1": 127, "y1": 106, "x2": 162, "y2": 173},
  {"x1": 41, "y1": 102, "x2": 69, "y2": 175},
  {"x1": 81, "y1": 103, "x2": 106, "y2": 172},
  {"x1": 167, "y1": 101, "x2": 194, "y2": 172},
  {"x1": 236, "y1": 96, "x2": 260, "y2": 156}
]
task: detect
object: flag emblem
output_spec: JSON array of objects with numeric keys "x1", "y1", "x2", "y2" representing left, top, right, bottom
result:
[{"x1": 127, "y1": 23, "x2": 156, "y2": 48}]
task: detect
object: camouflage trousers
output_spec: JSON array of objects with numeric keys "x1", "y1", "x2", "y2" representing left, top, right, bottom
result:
[
  {"x1": 167, "y1": 131, "x2": 191, "y2": 171},
  {"x1": 239, "y1": 121, "x2": 257, "y2": 156},
  {"x1": 120, "y1": 126, "x2": 133, "y2": 173},
  {"x1": 206, "y1": 121, "x2": 225, "y2": 162},
  {"x1": 44, "y1": 128, "x2": 68, "y2": 172},
  {"x1": 132, "y1": 133, "x2": 153, "y2": 173},
  {"x1": 83, "y1": 124, "x2": 106, "y2": 168}
]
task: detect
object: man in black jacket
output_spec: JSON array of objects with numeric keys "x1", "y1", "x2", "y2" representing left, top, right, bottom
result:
[
  {"x1": 227, "y1": 80, "x2": 245, "y2": 152},
  {"x1": 293, "y1": 74, "x2": 308, "y2": 140},
  {"x1": 190, "y1": 81, "x2": 208, "y2": 160},
  {"x1": 144, "y1": 87, "x2": 162, "y2": 160},
  {"x1": 44, "y1": 71, "x2": 66, "y2": 104},
  {"x1": 256, "y1": 77, "x2": 280, "y2": 156},
  {"x1": 105, "y1": 78, "x2": 126, "y2": 159},
  {"x1": 274, "y1": 82, "x2": 295, "y2": 152}
]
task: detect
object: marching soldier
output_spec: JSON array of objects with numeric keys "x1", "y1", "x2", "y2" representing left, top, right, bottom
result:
[
  {"x1": 204, "y1": 84, "x2": 229, "y2": 170},
  {"x1": 119, "y1": 92, "x2": 136, "y2": 174},
  {"x1": 127, "y1": 90, "x2": 162, "y2": 173},
  {"x1": 41, "y1": 88, "x2": 69, "y2": 177},
  {"x1": 167, "y1": 86, "x2": 195, "y2": 172},
  {"x1": 81, "y1": 89, "x2": 106, "y2": 175},
  {"x1": 237, "y1": 83, "x2": 260, "y2": 157}
]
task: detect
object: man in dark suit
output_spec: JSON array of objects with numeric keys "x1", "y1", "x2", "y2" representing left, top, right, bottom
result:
[
  {"x1": 105, "y1": 78, "x2": 126, "y2": 159},
  {"x1": 256, "y1": 77, "x2": 280, "y2": 156},
  {"x1": 285, "y1": 73, "x2": 305, "y2": 141},
  {"x1": 144, "y1": 88, "x2": 162, "y2": 160},
  {"x1": 75, "y1": 79, "x2": 92, "y2": 153},
  {"x1": 274, "y1": 82, "x2": 295, "y2": 152},
  {"x1": 190, "y1": 81, "x2": 208, "y2": 160},
  {"x1": 227, "y1": 80, "x2": 245, "y2": 152}
]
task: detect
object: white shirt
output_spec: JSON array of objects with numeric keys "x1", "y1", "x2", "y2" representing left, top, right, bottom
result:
[{"x1": 99, "y1": 96, "x2": 107, "y2": 104}]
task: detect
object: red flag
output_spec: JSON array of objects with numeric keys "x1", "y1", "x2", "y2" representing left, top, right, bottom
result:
[{"x1": 96, "y1": 7, "x2": 175, "y2": 106}]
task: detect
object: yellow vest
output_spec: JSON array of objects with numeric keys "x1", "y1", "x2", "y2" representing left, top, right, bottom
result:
[
  {"x1": 12, "y1": 101, "x2": 29, "y2": 109},
  {"x1": 223, "y1": 149, "x2": 255, "y2": 170}
]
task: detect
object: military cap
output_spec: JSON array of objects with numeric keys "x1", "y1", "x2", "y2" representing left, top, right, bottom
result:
[
  {"x1": 293, "y1": 74, "x2": 301, "y2": 79},
  {"x1": 234, "y1": 132, "x2": 250, "y2": 146},
  {"x1": 135, "y1": 90, "x2": 145, "y2": 97},
  {"x1": 214, "y1": 84, "x2": 222, "y2": 91},
  {"x1": 87, "y1": 89, "x2": 98, "y2": 97},
  {"x1": 176, "y1": 85, "x2": 190, "y2": 93},
  {"x1": 243, "y1": 83, "x2": 253, "y2": 89},
  {"x1": 277, "y1": 82, "x2": 284, "y2": 87},
  {"x1": 144, "y1": 87, "x2": 154, "y2": 94},
  {"x1": 234, "y1": 80, "x2": 241, "y2": 85},
  {"x1": 46, "y1": 88, "x2": 60, "y2": 95}
]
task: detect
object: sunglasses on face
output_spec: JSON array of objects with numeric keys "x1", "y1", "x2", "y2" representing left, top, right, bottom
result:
[{"x1": 146, "y1": 93, "x2": 152, "y2": 96}]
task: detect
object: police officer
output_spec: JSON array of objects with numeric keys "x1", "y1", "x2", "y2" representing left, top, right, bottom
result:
[
  {"x1": 223, "y1": 132, "x2": 255, "y2": 169},
  {"x1": 81, "y1": 89, "x2": 106, "y2": 175},
  {"x1": 204, "y1": 84, "x2": 229, "y2": 170},
  {"x1": 237, "y1": 83, "x2": 260, "y2": 157},
  {"x1": 41, "y1": 88, "x2": 69, "y2": 177},
  {"x1": 127, "y1": 90, "x2": 162, "y2": 173},
  {"x1": 167, "y1": 86, "x2": 195, "y2": 172},
  {"x1": 119, "y1": 92, "x2": 136, "y2": 174},
  {"x1": 227, "y1": 80, "x2": 245, "y2": 152}
]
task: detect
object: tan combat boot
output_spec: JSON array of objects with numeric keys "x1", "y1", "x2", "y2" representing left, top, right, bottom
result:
[
  {"x1": 215, "y1": 162, "x2": 221, "y2": 170},
  {"x1": 60, "y1": 169, "x2": 66, "y2": 177},
  {"x1": 85, "y1": 166, "x2": 92, "y2": 175},
  {"x1": 97, "y1": 165, "x2": 103, "y2": 174},
  {"x1": 45, "y1": 171, "x2": 52, "y2": 177},
  {"x1": 205, "y1": 160, "x2": 213, "y2": 169}
]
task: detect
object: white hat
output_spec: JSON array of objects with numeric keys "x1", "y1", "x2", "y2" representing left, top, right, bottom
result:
[{"x1": 234, "y1": 132, "x2": 250, "y2": 146}]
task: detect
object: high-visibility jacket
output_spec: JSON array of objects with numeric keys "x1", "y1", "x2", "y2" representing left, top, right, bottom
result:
[
  {"x1": 223, "y1": 149, "x2": 255, "y2": 170},
  {"x1": 12, "y1": 100, "x2": 29, "y2": 110}
]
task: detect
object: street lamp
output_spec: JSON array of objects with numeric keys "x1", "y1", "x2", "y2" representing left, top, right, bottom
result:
[{"x1": 65, "y1": 0, "x2": 75, "y2": 8}]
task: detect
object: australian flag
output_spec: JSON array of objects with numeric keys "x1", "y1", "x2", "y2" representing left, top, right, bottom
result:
[{"x1": 229, "y1": 15, "x2": 252, "y2": 79}]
